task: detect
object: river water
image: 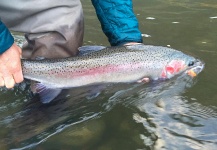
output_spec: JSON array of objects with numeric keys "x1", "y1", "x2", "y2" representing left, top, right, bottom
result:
[{"x1": 0, "y1": 0, "x2": 217, "y2": 149}]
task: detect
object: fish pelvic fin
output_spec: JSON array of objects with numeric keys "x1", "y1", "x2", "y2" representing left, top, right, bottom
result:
[{"x1": 31, "y1": 82, "x2": 62, "y2": 104}]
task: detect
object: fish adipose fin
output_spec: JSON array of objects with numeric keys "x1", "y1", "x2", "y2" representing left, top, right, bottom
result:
[
  {"x1": 31, "y1": 82, "x2": 62, "y2": 104},
  {"x1": 35, "y1": 56, "x2": 46, "y2": 60}
]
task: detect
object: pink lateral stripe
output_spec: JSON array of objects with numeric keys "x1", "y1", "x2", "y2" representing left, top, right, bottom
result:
[{"x1": 55, "y1": 63, "x2": 144, "y2": 78}]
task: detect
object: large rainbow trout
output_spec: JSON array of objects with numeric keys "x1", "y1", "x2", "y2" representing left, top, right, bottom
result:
[{"x1": 21, "y1": 44, "x2": 204, "y2": 103}]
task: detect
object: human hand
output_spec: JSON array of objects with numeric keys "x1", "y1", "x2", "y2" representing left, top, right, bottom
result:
[{"x1": 0, "y1": 43, "x2": 23, "y2": 88}]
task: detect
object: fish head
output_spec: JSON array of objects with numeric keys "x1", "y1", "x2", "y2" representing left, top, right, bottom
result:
[{"x1": 161, "y1": 53, "x2": 204, "y2": 79}]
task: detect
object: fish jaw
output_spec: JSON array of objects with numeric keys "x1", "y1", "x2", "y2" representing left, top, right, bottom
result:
[{"x1": 186, "y1": 60, "x2": 204, "y2": 78}]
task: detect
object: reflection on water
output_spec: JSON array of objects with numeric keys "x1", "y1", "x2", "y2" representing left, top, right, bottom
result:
[
  {"x1": 0, "y1": 0, "x2": 217, "y2": 149},
  {"x1": 132, "y1": 76, "x2": 217, "y2": 149}
]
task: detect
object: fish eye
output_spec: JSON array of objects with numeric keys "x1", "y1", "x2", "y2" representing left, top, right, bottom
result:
[{"x1": 188, "y1": 61, "x2": 194, "y2": 66}]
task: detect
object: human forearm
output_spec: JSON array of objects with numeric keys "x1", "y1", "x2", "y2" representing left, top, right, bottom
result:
[{"x1": 91, "y1": 0, "x2": 142, "y2": 46}]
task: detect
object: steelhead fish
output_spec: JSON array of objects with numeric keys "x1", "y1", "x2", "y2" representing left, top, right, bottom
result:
[{"x1": 21, "y1": 44, "x2": 204, "y2": 103}]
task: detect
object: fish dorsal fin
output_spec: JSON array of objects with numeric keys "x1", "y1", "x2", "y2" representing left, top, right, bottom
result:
[
  {"x1": 31, "y1": 82, "x2": 62, "y2": 104},
  {"x1": 35, "y1": 56, "x2": 46, "y2": 60},
  {"x1": 78, "y1": 45, "x2": 106, "y2": 56}
]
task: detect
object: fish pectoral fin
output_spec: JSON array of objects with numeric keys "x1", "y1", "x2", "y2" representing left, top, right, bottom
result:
[
  {"x1": 137, "y1": 77, "x2": 150, "y2": 83},
  {"x1": 31, "y1": 82, "x2": 62, "y2": 104}
]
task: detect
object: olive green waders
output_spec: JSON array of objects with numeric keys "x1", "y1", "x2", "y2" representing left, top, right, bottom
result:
[{"x1": 0, "y1": 0, "x2": 84, "y2": 59}]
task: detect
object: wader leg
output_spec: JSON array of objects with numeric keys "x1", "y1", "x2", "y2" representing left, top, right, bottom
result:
[
  {"x1": 0, "y1": 0, "x2": 84, "y2": 59},
  {"x1": 22, "y1": 24, "x2": 84, "y2": 59}
]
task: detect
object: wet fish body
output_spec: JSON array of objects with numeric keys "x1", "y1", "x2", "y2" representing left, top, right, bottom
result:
[
  {"x1": 21, "y1": 44, "x2": 204, "y2": 103},
  {"x1": 22, "y1": 45, "x2": 203, "y2": 87}
]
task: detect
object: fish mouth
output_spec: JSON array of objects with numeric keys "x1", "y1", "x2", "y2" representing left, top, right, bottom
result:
[{"x1": 186, "y1": 60, "x2": 205, "y2": 77}]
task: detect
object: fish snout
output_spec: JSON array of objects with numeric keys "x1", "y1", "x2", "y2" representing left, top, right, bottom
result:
[{"x1": 187, "y1": 60, "x2": 204, "y2": 77}]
